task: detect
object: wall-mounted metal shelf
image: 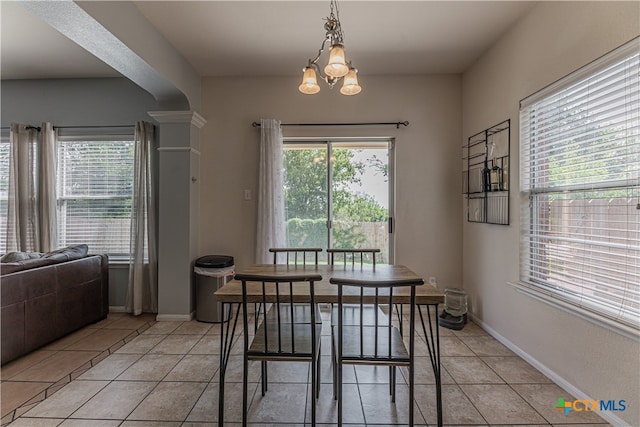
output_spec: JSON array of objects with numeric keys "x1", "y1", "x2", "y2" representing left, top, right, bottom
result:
[{"x1": 462, "y1": 119, "x2": 510, "y2": 225}]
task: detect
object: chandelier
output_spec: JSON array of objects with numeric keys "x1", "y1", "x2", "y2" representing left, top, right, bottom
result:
[{"x1": 298, "y1": 0, "x2": 361, "y2": 96}]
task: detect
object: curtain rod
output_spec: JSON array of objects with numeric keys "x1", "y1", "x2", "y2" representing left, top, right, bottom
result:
[
  {"x1": 54, "y1": 125, "x2": 135, "y2": 129},
  {"x1": 2, "y1": 124, "x2": 134, "y2": 131},
  {"x1": 252, "y1": 121, "x2": 409, "y2": 129},
  {"x1": 0, "y1": 125, "x2": 41, "y2": 131}
]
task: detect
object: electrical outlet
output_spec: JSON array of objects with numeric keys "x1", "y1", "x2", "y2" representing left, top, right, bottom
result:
[
  {"x1": 244, "y1": 189, "x2": 251, "y2": 201},
  {"x1": 428, "y1": 276, "x2": 437, "y2": 285}
]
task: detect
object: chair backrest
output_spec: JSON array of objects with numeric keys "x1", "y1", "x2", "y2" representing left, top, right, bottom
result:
[
  {"x1": 236, "y1": 272, "x2": 323, "y2": 355},
  {"x1": 329, "y1": 276, "x2": 423, "y2": 362},
  {"x1": 269, "y1": 247, "x2": 322, "y2": 265},
  {"x1": 327, "y1": 248, "x2": 380, "y2": 267}
]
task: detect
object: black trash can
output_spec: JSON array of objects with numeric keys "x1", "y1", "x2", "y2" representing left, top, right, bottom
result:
[{"x1": 194, "y1": 255, "x2": 234, "y2": 323}]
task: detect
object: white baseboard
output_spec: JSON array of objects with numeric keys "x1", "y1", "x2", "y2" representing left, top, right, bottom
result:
[
  {"x1": 155, "y1": 312, "x2": 194, "y2": 322},
  {"x1": 469, "y1": 314, "x2": 630, "y2": 427},
  {"x1": 108, "y1": 306, "x2": 127, "y2": 313}
]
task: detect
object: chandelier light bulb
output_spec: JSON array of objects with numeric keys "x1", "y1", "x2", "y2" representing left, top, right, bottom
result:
[
  {"x1": 340, "y1": 67, "x2": 361, "y2": 95},
  {"x1": 299, "y1": 67, "x2": 321, "y2": 94},
  {"x1": 324, "y1": 44, "x2": 349, "y2": 78}
]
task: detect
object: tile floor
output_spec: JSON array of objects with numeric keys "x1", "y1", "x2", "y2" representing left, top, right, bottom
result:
[{"x1": 1, "y1": 309, "x2": 610, "y2": 426}]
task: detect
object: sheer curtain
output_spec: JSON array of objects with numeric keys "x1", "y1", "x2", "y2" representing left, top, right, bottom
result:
[
  {"x1": 5, "y1": 123, "x2": 57, "y2": 252},
  {"x1": 255, "y1": 119, "x2": 286, "y2": 263},
  {"x1": 126, "y1": 121, "x2": 158, "y2": 315},
  {"x1": 39, "y1": 123, "x2": 58, "y2": 252}
]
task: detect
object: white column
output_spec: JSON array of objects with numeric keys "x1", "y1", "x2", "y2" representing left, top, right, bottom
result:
[{"x1": 148, "y1": 110, "x2": 206, "y2": 320}]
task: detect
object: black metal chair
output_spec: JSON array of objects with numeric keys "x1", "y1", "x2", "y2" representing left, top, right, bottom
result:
[
  {"x1": 330, "y1": 275, "x2": 423, "y2": 426},
  {"x1": 327, "y1": 248, "x2": 387, "y2": 398},
  {"x1": 269, "y1": 247, "x2": 323, "y2": 265},
  {"x1": 326, "y1": 248, "x2": 380, "y2": 267},
  {"x1": 237, "y1": 272, "x2": 323, "y2": 426}
]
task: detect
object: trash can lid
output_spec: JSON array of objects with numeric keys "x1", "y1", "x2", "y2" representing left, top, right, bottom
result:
[{"x1": 195, "y1": 255, "x2": 234, "y2": 268}]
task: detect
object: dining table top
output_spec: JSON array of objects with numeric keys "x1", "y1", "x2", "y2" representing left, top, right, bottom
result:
[{"x1": 214, "y1": 263, "x2": 444, "y2": 305}]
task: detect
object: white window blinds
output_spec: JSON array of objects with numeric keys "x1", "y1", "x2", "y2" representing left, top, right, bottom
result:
[
  {"x1": 57, "y1": 136, "x2": 134, "y2": 255},
  {"x1": 520, "y1": 38, "x2": 640, "y2": 329}
]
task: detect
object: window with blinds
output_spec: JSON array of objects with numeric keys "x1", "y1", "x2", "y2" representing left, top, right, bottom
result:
[
  {"x1": 519, "y1": 39, "x2": 639, "y2": 330},
  {"x1": 57, "y1": 137, "x2": 135, "y2": 256}
]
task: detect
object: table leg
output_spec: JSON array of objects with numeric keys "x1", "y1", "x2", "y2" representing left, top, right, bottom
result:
[
  {"x1": 218, "y1": 302, "x2": 240, "y2": 427},
  {"x1": 417, "y1": 304, "x2": 442, "y2": 427}
]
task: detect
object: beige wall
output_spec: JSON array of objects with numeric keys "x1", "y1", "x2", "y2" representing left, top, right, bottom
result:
[
  {"x1": 199, "y1": 75, "x2": 462, "y2": 286},
  {"x1": 462, "y1": 2, "x2": 639, "y2": 425}
]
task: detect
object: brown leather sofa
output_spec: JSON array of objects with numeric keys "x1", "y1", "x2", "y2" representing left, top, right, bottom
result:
[{"x1": 1, "y1": 245, "x2": 109, "y2": 365}]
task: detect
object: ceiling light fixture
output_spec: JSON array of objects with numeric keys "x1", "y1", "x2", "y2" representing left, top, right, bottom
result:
[{"x1": 298, "y1": 0, "x2": 361, "y2": 96}]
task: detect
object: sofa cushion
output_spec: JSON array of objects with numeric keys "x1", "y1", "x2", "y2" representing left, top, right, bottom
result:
[
  {"x1": 0, "y1": 251, "x2": 43, "y2": 263},
  {"x1": 43, "y1": 244, "x2": 89, "y2": 262},
  {"x1": 0, "y1": 257, "x2": 55, "y2": 275}
]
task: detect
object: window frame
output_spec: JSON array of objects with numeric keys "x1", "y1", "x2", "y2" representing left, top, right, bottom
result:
[
  {"x1": 517, "y1": 38, "x2": 640, "y2": 337},
  {"x1": 56, "y1": 130, "x2": 136, "y2": 260}
]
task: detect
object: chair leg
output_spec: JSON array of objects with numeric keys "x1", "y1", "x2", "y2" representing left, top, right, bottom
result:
[
  {"x1": 261, "y1": 361, "x2": 268, "y2": 396},
  {"x1": 337, "y1": 357, "x2": 343, "y2": 427},
  {"x1": 391, "y1": 366, "x2": 396, "y2": 403},
  {"x1": 316, "y1": 343, "x2": 322, "y2": 397},
  {"x1": 311, "y1": 359, "x2": 317, "y2": 426},
  {"x1": 331, "y1": 329, "x2": 337, "y2": 400},
  {"x1": 243, "y1": 355, "x2": 249, "y2": 426}
]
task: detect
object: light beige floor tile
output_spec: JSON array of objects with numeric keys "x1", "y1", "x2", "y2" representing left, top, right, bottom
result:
[
  {"x1": 0, "y1": 381, "x2": 52, "y2": 417},
  {"x1": 59, "y1": 419, "x2": 122, "y2": 426},
  {"x1": 127, "y1": 381, "x2": 207, "y2": 421},
  {"x1": 6, "y1": 418, "x2": 63, "y2": 426},
  {"x1": 43, "y1": 328, "x2": 99, "y2": 350},
  {"x1": 441, "y1": 356, "x2": 504, "y2": 384},
  {"x1": 1, "y1": 350, "x2": 57, "y2": 380},
  {"x1": 121, "y1": 421, "x2": 181, "y2": 427},
  {"x1": 218, "y1": 356, "x2": 263, "y2": 383},
  {"x1": 186, "y1": 382, "x2": 253, "y2": 423},
  {"x1": 401, "y1": 357, "x2": 456, "y2": 385},
  {"x1": 12, "y1": 351, "x2": 100, "y2": 382},
  {"x1": 440, "y1": 336, "x2": 475, "y2": 356},
  {"x1": 246, "y1": 382, "x2": 308, "y2": 424},
  {"x1": 450, "y1": 321, "x2": 488, "y2": 337},
  {"x1": 482, "y1": 356, "x2": 552, "y2": 384},
  {"x1": 309, "y1": 382, "x2": 364, "y2": 424},
  {"x1": 459, "y1": 335, "x2": 515, "y2": 356},
  {"x1": 164, "y1": 354, "x2": 218, "y2": 382},
  {"x1": 512, "y1": 383, "x2": 608, "y2": 425},
  {"x1": 354, "y1": 364, "x2": 404, "y2": 385},
  {"x1": 65, "y1": 328, "x2": 134, "y2": 351},
  {"x1": 103, "y1": 314, "x2": 156, "y2": 330},
  {"x1": 71, "y1": 380, "x2": 156, "y2": 419},
  {"x1": 461, "y1": 384, "x2": 547, "y2": 425},
  {"x1": 116, "y1": 354, "x2": 183, "y2": 381},
  {"x1": 23, "y1": 380, "x2": 109, "y2": 418},
  {"x1": 414, "y1": 384, "x2": 486, "y2": 425},
  {"x1": 173, "y1": 320, "x2": 212, "y2": 335},
  {"x1": 189, "y1": 334, "x2": 222, "y2": 355},
  {"x1": 357, "y1": 383, "x2": 426, "y2": 425},
  {"x1": 148, "y1": 334, "x2": 201, "y2": 354},
  {"x1": 77, "y1": 353, "x2": 142, "y2": 380},
  {"x1": 142, "y1": 321, "x2": 183, "y2": 335},
  {"x1": 262, "y1": 360, "x2": 311, "y2": 383},
  {"x1": 115, "y1": 334, "x2": 165, "y2": 354}
]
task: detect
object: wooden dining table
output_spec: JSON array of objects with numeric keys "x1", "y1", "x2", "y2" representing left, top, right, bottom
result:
[{"x1": 214, "y1": 263, "x2": 445, "y2": 426}]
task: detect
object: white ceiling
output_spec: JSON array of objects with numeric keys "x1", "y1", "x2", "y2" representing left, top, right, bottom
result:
[{"x1": 1, "y1": 1, "x2": 536, "y2": 80}]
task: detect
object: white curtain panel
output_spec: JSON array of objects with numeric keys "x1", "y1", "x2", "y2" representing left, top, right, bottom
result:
[
  {"x1": 5, "y1": 123, "x2": 57, "y2": 252},
  {"x1": 39, "y1": 122, "x2": 58, "y2": 252},
  {"x1": 255, "y1": 119, "x2": 287, "y2": 263},
  {"x1": 126, "y1": 121, "x2": 158, "y2": 315}
]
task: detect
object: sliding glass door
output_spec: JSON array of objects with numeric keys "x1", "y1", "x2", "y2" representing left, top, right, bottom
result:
[{"x1": 283, "y1": 138, "x2": 394, "y2": 264}]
